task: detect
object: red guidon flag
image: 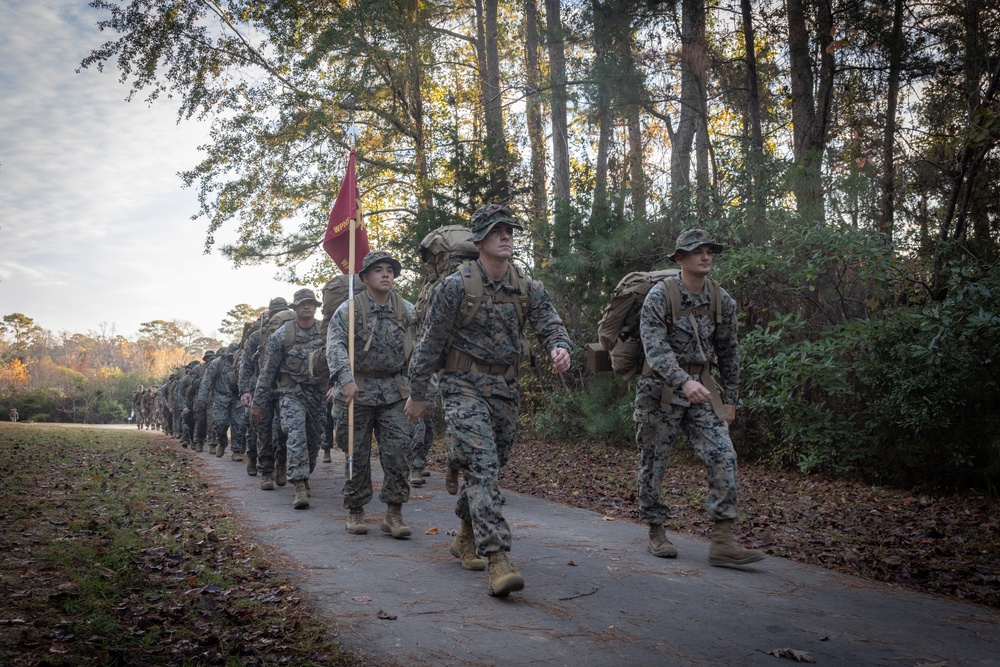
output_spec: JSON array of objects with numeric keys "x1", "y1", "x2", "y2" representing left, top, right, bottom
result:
[{"x1": 323, "y1": 148, "x2": 369, "y2": 273}]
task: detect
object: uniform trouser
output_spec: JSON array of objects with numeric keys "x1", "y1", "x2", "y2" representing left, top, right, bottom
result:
[
  {"x1": 182, "y1": 408, "x2": 195, "y2": 443},
  {"x1": 194, "y1": 404, "x2": 209, "y2": 444},
  {"x1": 634, "y1": 401, "x2": 739, "y2": 524},
  {"x1": 212, "y1": 394, "x2": 246, "y2": 453},
  {"x1": 410, "y1": 413, "x2": 435, "y2": 471},
  {"x1": 277, "y1": 388, "x2": 325, "y2": 483},
  {"x1": 255, "y1": 398, "x2": 285, "y2": 474},
  {"x1": 334, "y1": 399, "x2": 413, "y2": 510},
  {"x1": 323, "y1": 402, "x2": 334, "y2": 453},
  {"x1": 244, "y1": 409, "x2": 258, "y2": 460},
  {"x1": 163, "y1": 409, "x2": 173, "y2": 436},
  {"x1": 444, "y1": 387, "x2": 520, "y2": 555}
]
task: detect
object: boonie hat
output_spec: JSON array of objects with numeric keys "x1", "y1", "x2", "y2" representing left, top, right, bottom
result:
[
  {"x1": 668, "y1": 229, "x2": 725, "y2": 262},
  {"x1": 468, "y1": 204, "x2": 523, "y2": 242},
  {"x1": 267, "y1": 296, "x2": 289, "y2": 313},
  {"x1": 359, "y1": 250, "x2": 403, "y2": 278},
  {"x1": 291, "y1": 288, "x2": 322, "y2": 307}
]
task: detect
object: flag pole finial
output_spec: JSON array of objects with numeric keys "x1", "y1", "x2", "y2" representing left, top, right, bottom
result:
[{"x1": 346, "y1": 123, "x2": 360, "y2": 148}]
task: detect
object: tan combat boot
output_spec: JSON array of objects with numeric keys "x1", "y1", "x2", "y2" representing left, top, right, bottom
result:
[
  {"x1": 216, "y1": 442, "x2": 227, "y2": 458},
  {"x1": 196, "y1": 442, "x2": 204, "y2": 453},
  {"x1": 260, "y1": 472, "x2": 275, "y2": 491},
  {"x1": 647, "y1": 524, "x2": 678, "y2": 558},
  {"x1": 246, "y1": 456, "x2": 258, "y2": 476},
  {"x1": 346, "y1": 508, "x2": 368, "y2": 534},
  {"x1": 209, "y1": 445, "x2": 217, "y2": 455},
  {"x1": 322, "y1": 449, "x2": 332, "y2": 463},
  {"x1": 232, "y1": 451, "x2": 243, "y2": 462},
  {"x1": 293, "y1": 481, "x2": 309, "y2": 510},
  {"x1": 449, "y1": 521, "x2": 485, "y2": 571},
  {"x1": 487, "y1": 551, "x2": 524, "y2": 597},
  {"x1": 709, "y1": 519, "x2": 764, "y2": 567},
  {"x1": 380, "y1": 503, "x2": 411, "y2": 539},
  {"x1": 409, "y1": 469, "x2": 425, "y2": 486},
  {"x1": 275, "y1": 467, "x2": 287, "y2": 487},
  {"x1": 445, "y1": 466, "x2": 459, "y2": 495}
]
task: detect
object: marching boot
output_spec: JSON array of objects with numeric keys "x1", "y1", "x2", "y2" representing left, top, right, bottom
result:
[
  {"x1": 209, "y1": 445, "x2": 216, "y2": 455},
  {"x1": 215, "y1": 438, "x2": 227, "y2": 458},
  {"x1": 445, "y1": 466, "x2": 459, "y2": 495},
  {"x1": 275, "y1": 466, "x2": 287, "y2": 487},
  {"x1": 293, "y1": 481, "x2": 309, "y2": 510},
  {"x1": 487, "y1": 551, "x2": 524, "y2": 597},
  {"x1": 380, "y1": 503, "x2": 411, "y2": 539},
  {"x1": 259, "y1": 472, "x2": 275, "y2": 491},
  {"x1": 409, "y1": 469, "x2": 425, "y2": 486},
  {"x1": 232, "y1": 451, "x2": 243, "y2": 462},
  {"x1": 246, "y1": 456, "x2": 258, "y2": 476},
  {"x1": 709, "y1": 519, "x2": 764, "y2": 567},
  {"x1": 449, "y1": 521, "x2": 485, "y2": 571},
  {"x1": 647, "y1": 524, "x2": 678, "y2": 558},
  {"x1": 322, "y1": 449, "x2": 332, "y2": 463},
  {"x1": 346, "y1": 508, "x2": 368, "y2": 534}
]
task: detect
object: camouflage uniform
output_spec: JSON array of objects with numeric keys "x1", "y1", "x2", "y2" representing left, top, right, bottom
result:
[
  {"x1": 409, "y1": 260, "x2": 572, "y2": 556},
  {"x1": 141, "y1": 389, "x2": 155, "y2": 429},
  {"x1": 244, "y1": 302, "x2": 293, "y2": 477},
  {"x1": 176, "y1": 363, "x2": 198, "y2": 446},
  {"x1": 199, "y1": 345, "x2": 246, "y2": 457},
  {"x1": 253, "y1": 312, "x2": 325, "y2": 485},
  {"x1": 327, "y1": 286, "x2": 416, "y2": 512},
  {"x1": 635, "y1": 275, "x2": 740, "y2": 524},
  {"x1": 131, "y1": 388, "x2": 143, "y2": 428}
]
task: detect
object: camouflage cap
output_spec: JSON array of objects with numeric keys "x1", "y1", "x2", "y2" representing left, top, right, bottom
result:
[
  {"x1": 668, "y1": 228, "x2": 725, "y2": 262},
  {"x1": 468, "y1": 203, "x2": 523, "y2": 242},
  {"x1": 359, "y1": 250, "x2": 403, "y2": 277},
  {"x1": 267, "y1": 296, "x2": 289, "y2": 314},
  {"x1": 186, "y1": 360, "x2": 201, "y2": 368},
  {"x1": 203, "y1": 350, "x2": 216, "y2": 361},
  {"x1": 291, "y1": 287, "x2": 322, "y2": 308}
]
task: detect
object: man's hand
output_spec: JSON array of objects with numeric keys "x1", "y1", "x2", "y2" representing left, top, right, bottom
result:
[
  {"x1": 681, "y1": 379, "x2": 711, "y2": 404},
  {"x1": 240, "y1": 392, "x2": 252, "y2": 408},
  {"x1": 724, "y1": 404, "x2": 736, "y2": 426},
  {"x1": 404, "y1": 398, "x2": 427, "y2": 424},
  {"x1": 250, "y1": 406, "x2": 263, "y2": 424},
  {"x1": 551, "y1": 347, "x2": 570, "y2": 373},
  {"x1": 340, "y1": 382, "x2": 358, "y2": 405}
]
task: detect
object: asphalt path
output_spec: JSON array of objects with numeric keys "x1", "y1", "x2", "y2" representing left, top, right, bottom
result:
[{"x1": 157, "y1": 430, "x2": 999, "y2": 667}]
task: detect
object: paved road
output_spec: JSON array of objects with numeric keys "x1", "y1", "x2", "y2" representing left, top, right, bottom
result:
[{"x1": 178, "y1": 439, "x2": 998, "y2": 667}]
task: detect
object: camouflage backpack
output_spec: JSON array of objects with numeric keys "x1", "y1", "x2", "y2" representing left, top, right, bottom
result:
[
  {"x1": 594, "y1": 270, "x2": 722, "y2": 380},
  {"x1": 414, "y1": 225, "x2": 480, "y2": 322}
]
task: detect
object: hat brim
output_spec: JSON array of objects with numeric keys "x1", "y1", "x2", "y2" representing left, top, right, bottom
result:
[
  {"x1": 360, "y1": 258, "x2": 403, "y2": 277},
  {"x1": 291, "y1": 298, "x2": 322, "y2": 308},
  {"x1": 668, "y1": 242, "x2": 725, "y2": 262},
  {"x1": 468, "y1": 218, "x2": 524, "y2": 243}
]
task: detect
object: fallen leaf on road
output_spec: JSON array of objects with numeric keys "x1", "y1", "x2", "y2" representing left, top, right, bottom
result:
[
  {"x1": 352, "y1": 596, "x2": 372, "y2": 603},
  {"x1": 601, "y1": 516, "x2": 615, "y2": 521},
  {"x1": 567, "y1": 561, "x2": 577, "y2": 566},
  {"x1": 377, "y1": 610, "x2": 397, "y2": 620},
  {"x1": 425, "y1": 527, "x2": 439, "y2": 535},
  {"x1": 766, "y1": 648, "x2": 815, "y2": 663}
]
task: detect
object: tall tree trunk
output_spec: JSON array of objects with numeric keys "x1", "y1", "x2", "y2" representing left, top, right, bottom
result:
[
  {"x1": 592, "y1": 0, "x2": 612, "y2": 217},
  {"x1": 671, "y1": 0, "x2": 706, "y2": 222},
  {"x1": 787, "y1": 0, "x2": 834, "y2": 225},
  {"x1": 545, "y1": 0, "x2": 571, "y2": 255},
  {"x1": 475, "y1": 0, "x2": 510, "y2": 200},
  {"x1": 403, "y1": 0, "x2": 430, "y2": 213},
  {"x1": 877, "y1": 0, "x2": 904, "y2": 241},
  {"x1": 740, "y1": 0, "x2": 766, "y2": 237},
  {"x1": 525, "y1": 0, "x2": 549, "y2": 262},
  {"x1": 615, "y1": 0, "x2": 646, "y2": 221}
]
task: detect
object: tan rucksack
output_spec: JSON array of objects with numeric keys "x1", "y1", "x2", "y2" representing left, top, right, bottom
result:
[
  {"x1": 594, "y1": 270, "x2": 722, "y2": 380},
  {"x1": 415, "y1": 225, "x2": 480, "y2": 322}
]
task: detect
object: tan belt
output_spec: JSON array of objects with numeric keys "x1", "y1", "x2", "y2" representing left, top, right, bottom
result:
[
  {"x1": 444, "y1": 348, "x2": 518, "y2": 380},
  {"x1": 659, "y1": 362, "x2": 726, "y2": 420}
]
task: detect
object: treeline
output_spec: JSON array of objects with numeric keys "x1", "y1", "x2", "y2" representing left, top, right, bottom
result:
[
  {"x1": 74, "y1": 0, "x2": 1000, "y2": 490},
  {"x1": 0, "y1": 312, "x2": 248, "y2": 424}
]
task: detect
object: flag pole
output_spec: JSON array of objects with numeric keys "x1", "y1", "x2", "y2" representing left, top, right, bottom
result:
[{"x1": 346, "y1": 124, "x2": 359, "y2": 480}]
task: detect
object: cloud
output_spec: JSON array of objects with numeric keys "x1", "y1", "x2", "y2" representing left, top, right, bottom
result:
[{"x1": 0, "y1": 0, "x2": 289, "y2": 338}]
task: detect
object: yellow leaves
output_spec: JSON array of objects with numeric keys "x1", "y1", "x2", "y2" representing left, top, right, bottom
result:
[{"x1": 0, "y1": 358, "x2": 30, "y2": 393}]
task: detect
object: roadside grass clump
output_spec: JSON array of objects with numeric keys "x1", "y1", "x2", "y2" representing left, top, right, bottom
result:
[{"x1": 0, "y1": 422, "x2": 365, "y2": 667}]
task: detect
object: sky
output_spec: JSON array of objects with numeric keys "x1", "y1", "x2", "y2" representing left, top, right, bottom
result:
[{"x1": 0, "y1": 0, "x2": 293, "y2": 340}]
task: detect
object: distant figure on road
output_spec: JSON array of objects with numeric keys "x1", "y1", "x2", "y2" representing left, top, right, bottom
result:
[
  {"x1": 406, "y1": 204, "x2": 572, "y2": 597},
  {"x1": 9, "y1": 407, "x2": 18, "y2": 422},
  {"x1": 635, "y1": 228, "x2": 764, "y2": 567}
]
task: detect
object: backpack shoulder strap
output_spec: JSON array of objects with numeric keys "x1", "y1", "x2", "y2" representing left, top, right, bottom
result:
[
  {"x1": 661, "y1": 275, "x2": 682, "y2": 324},
  {"x1": 283, "y1": 322, "x2": 296, "y2": 350},
  {"x1": 707, "y1": 278, "x2": 723, "y2": 324},
  {"x1": 508, "y1": 263, "x2": 529, "y2": 329},
  {"x1": 458, "y1": 260, "x2": 484, "y2": 328}
]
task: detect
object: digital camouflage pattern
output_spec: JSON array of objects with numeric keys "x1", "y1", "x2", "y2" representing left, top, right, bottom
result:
[
  {"x1": 200, "y1": 352, "x2": 246, "y2": 454},
  {"x1": 254, "y1": 320, "x2": 325, "y2": 482},
  {"x1": 635, "y1": 277, "x2": 741, "y2": 524},
  {"x1": 409, "y1": 260, "x2": 571, "y2": 555},
  {"x1": 327, "y1": 291, "x2": 416, "y2": 510}
]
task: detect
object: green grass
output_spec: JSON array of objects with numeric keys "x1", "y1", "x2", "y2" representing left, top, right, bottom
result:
[{"x1": 0, "y1": 422, "x2": 365, "y2": 667}]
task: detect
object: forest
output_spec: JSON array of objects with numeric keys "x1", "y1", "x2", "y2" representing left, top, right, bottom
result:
[{"x1": 7, "y1": 0, "x2": 999, "y2": 491}]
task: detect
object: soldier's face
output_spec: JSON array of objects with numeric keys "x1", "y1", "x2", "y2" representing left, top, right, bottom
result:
[
  {"x1": 295, "y1": 302, "x2": 317, "y2": 321},
  {"x1": 362, "y1": 262, "x2": 396, "y2": 295},
  {"x1": 676, "y1": 245, "x2": 715, "y2": 276},
  {"x1": 478, "y1": 222, "x2": 515, "y2": 261}
]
